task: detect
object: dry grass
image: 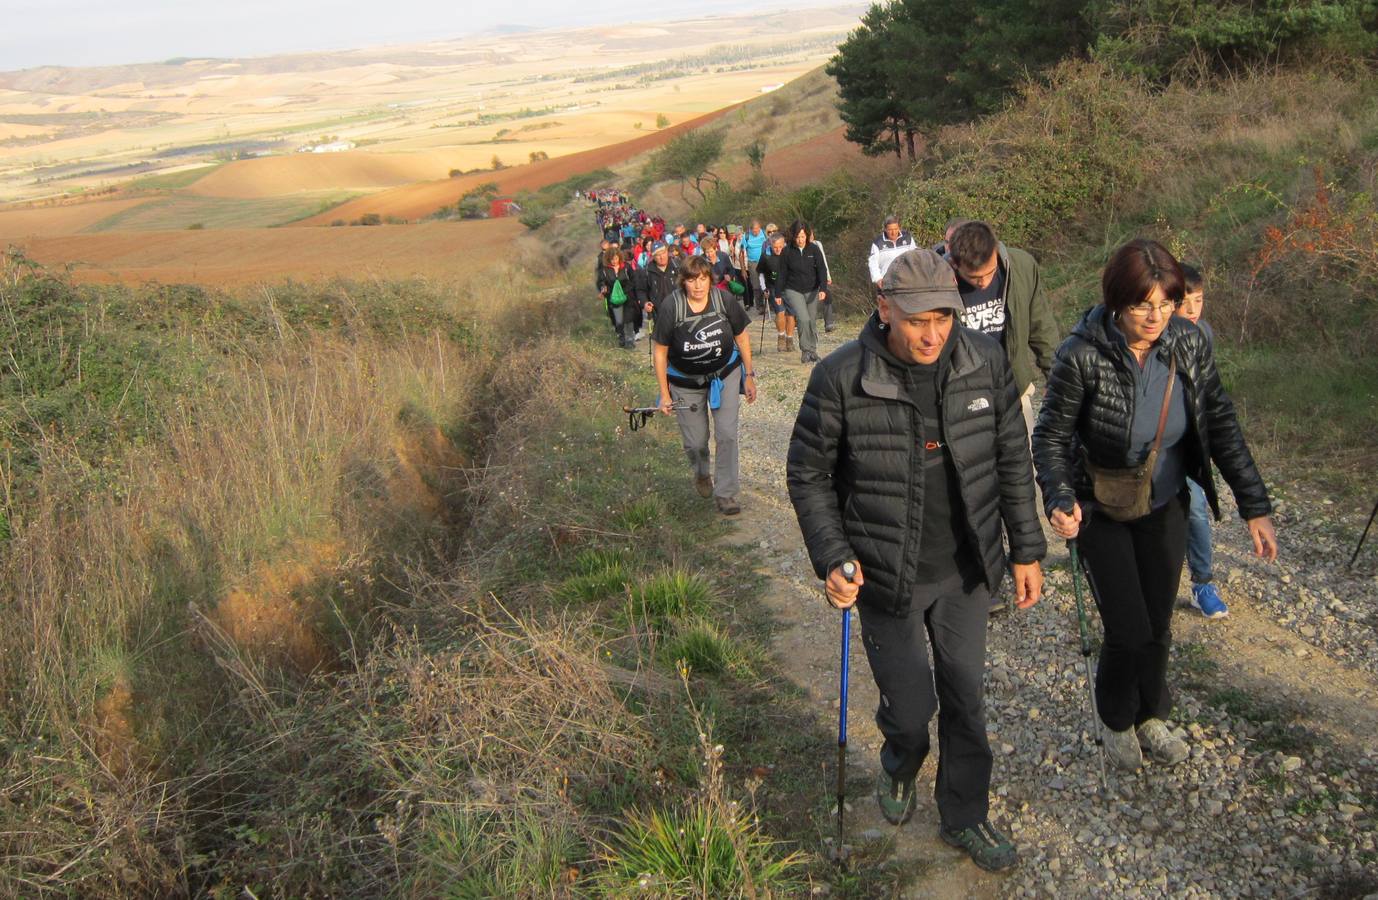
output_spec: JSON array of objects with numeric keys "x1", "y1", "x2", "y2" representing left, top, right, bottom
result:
[{"x1": 0, "y1": 253, "x2": 548, "y2": 892}]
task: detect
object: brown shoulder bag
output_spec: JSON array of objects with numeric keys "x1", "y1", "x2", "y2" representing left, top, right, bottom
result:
[{"x1": 1083, "y1": 356, "x2": 1176, "y2": 522}]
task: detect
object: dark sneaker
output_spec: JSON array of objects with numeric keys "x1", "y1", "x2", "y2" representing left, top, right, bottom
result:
[
  {"x1": 939, "y1": 820, "x2": 1019, "y2": 871},
  {"x1": 694, "y1": 475, "x2": 713, "y2": 498},
  {"x1": 714, "y1": 495, "x2": 741, "y2": 516},
  {"x1": 875, "y1": 769, "x2": 917, "y2": 825}
]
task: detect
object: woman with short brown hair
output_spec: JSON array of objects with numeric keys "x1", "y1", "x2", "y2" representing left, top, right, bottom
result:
[
  {"x1": 1032, "y1": 239, "x2": 1277, "y2": 771},
  {"x1": 653, "y1": 255, "x2": 757, "y2": 514}
]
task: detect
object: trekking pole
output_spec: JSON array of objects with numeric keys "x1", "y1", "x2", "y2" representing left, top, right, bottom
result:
[
  {"x1": 623, "y1": 401, "x2": 697, "y2": 432},
  {"x1": 831, "y1": 560, "x2": 857, "y2": 868},
  {"x1": 1067, "y1": 537, "x2": 1109, "y2": 795},
  {"x1": 1348, "y1": 496, "x2": 1378, "y2": 568},
  {"x1": 759, "y1": 294, "x2": 769, "y2": 353}
]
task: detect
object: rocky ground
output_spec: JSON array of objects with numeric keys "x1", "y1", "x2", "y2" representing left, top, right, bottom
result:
[{"x1": 728, "y1": 317, "x2": 1378, "y2": 898}]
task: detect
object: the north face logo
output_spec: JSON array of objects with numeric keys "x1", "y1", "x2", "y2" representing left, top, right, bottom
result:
[{"x1": 967, "y1": 397, "x2": 990, "y2": 413}]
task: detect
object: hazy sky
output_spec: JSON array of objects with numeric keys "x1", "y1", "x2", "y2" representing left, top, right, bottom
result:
[{"x1": 1, "y1": 0, "x2": 818, "y2": 71}]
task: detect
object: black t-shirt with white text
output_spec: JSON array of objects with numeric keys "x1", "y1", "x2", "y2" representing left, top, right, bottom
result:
[
  {"x1": 652, "y1": 290, "x2": 751, "y2": 375},
  {"x1": 958, "y1": 263, "x2": 1007, "y2": 340}
]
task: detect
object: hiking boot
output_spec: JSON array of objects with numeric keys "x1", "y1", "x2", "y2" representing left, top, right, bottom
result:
[
  {"x1": 939, "y1": 820, "x2": 1018, "y2": 871},
  {"x1": 777, "y1": 334, "x2": 787, "y2": 352},
  {"x1": 875, "y1": 769, "x2": 917, "y2": 826},
  {"x1": 1189, "y1": 583, "x2": 1228, "y2": 618},
  {"x1": 1102, "y1": 725, "x2": 1143, "y2": 771},
  {"x1": 715, "y1": 495, "x2": 741, "y2": 516},
  {"x1": 694, "y1": 475, "x2": 713, "y2": 498},
  {"x1": 801, "y1": 350, "x2": 812, "y2": 364},
  {"x1": 785, "y1": 336, "x2": 795, "y2": 352},
  {"x1": 1137, "y1": 718, "x2": 1190, "y2": 766}
]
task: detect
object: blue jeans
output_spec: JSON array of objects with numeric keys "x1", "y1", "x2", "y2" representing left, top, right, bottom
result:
[{"x1": 1186, "y1": 478, "x2": 1213, "y2": 585}]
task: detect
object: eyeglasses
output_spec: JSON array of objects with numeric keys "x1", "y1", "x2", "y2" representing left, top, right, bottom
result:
[{"x1": 1123, "y1": 300, "x2": 1180, "y2": 318}]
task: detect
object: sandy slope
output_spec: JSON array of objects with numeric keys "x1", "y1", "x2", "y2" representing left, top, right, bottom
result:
[{"x1": 293, "y1": 107, "x2": 733, "y2": 225}]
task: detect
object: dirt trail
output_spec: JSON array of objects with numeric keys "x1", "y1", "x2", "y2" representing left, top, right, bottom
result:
[{"x1": 725, "y1": 315, "x2": 1378, "y2": 897}]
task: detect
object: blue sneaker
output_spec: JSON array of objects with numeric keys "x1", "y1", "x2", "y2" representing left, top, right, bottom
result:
[{"x1": 1190, "y1": 583, "x2": 1228, "y2": 619}]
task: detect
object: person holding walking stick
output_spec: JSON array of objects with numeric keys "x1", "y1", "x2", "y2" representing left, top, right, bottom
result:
[
  {"x1": 1033, "y1": 239, "x2": 1278, "y2": 772},
  {"x1": 787, "y1": 248, "x2": 1046, "y2": 872}
]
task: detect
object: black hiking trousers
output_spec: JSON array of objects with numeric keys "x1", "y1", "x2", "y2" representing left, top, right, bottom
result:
[
  {"x1": 1078, "y1": 495, "x2": 1188, "y2": 732},
  {"x1": 858, "y1": 577, "x2": 992, "y2": 830}
]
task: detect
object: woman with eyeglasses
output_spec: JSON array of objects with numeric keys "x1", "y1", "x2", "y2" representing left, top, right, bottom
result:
[
  {"x1": 654, "y1": 255, "x2": 757, "y2": 515},
  {"x1": 1032, "y1": 239, "x2": 1277, "y2": 772}
]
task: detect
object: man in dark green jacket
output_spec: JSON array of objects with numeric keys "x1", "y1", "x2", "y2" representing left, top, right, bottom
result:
[
  {"x1": 946, "y1": 220, "x2": 1060, "y2": 438},
  {"x1": 787, "y1": 248, "x2": 1046, "y2": 872}
]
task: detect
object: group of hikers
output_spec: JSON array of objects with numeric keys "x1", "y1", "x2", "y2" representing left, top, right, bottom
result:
[{"x1": 589, "y1": 190, "x2": 1279, "y2": 873}]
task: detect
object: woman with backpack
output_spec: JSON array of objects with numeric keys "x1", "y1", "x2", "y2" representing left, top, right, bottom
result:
[
  {"x1": 654, "y1": 255, "x2": 757, "y2": 515},
  {"x1": 596, "y1": 246, "x2": 635, "y2": 349},
  {"x1": 1033, "y1": 239, "x2": 1278, "y2": 771}
]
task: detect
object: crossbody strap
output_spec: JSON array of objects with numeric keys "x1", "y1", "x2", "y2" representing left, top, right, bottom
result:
[{"x1": 1149, "y1": 355, "x2": 1177, "y2": 456}]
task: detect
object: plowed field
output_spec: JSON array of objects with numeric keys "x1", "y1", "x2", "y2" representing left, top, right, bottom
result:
[
  {"x1": 10, "y1": 218, "x2": 525, "y2": 286},
  {"x1": 0, "y1": 198, "x2": 152, "y2": 238}
]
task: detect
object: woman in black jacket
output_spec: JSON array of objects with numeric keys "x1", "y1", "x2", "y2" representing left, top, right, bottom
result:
[
  {"x1": 774, "y1": 219, "x2": 828, "y2": 364},
  {"x1": 596, "y1": 246, "x2": 635, "y2": 349},
  {"x1": 1032, "y1": 239, "x2": 1278, "y2": 772}
]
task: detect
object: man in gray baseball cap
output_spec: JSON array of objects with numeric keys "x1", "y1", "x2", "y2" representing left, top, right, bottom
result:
[{"x1": 786, "y1": 248, "x2": 1046, "y2": 872}]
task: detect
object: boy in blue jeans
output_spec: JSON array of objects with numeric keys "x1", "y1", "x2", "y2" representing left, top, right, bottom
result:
[{"x1": 1176, "y1": 263, "x2": 1228, "y2": 618}]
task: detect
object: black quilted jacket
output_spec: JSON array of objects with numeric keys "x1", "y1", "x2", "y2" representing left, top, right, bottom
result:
[
  {"x1": 1032, "y1": 305, "x2": 1271, "y2": 522},
  {"x1": 787, "y1": 314, "x2": 1046, "y2": 617}
]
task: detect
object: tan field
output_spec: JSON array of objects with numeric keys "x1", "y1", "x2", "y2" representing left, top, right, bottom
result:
[{"x1": 0, "y1": 5, "x2": 865, "y2": 286}]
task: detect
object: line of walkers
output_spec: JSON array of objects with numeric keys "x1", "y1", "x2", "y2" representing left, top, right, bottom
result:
[{"x1": 591, "y1": 194, "x2": 1278, "y2": 874}]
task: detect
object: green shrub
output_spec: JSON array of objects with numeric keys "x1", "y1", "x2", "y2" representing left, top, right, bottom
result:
[
  {"x1": 414, "y1": 805, "x2": 581, "y2": 898},
  {"x1": 661, "y1": 620, "x2": 748, "y2": 676},
  {"x1": 1094, "y1": 0, "x2": 1378, "y2": 81},
  {"x1": 520, "y1": 208, "x2": 552, "y2": 230},
  {"x1": 629, "y1": 570, "x2": 714, "y2": 627},
  {"x1": 892, "y1": 60, "x2": 1158, "y2": 248},
  {"x1": 615, "y1": 495, "x2": 666, "y2": 532},
  {"x1": 557, "y1": 549, "x2": 632, "y2": 604},
  {"x1": 599, "y1": 800, "x2": 803, "y2": 896}
]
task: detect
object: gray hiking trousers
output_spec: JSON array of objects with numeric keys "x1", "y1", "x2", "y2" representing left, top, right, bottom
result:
[
  {"x1": 782, "y1": 289, "x2": 818, "y2": 354},
  {"x1": 667, "y1": 367, "x2": 743, "y2": 500}
]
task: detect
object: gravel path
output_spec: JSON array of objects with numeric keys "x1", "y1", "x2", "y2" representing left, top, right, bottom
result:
[{"x1": 727, "y1": 315, "x2": 1378, "y2": 898}]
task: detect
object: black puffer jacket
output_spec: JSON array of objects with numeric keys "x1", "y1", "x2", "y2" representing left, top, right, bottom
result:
[
  {"x1": 1032, "y1": 305, "x2": 1271, "y2": 522},
  {"x1": 636, "y1": 260, "x2": 678, "y2": 311},
  {"x1": 787, "y1": 314, "x2": 1046, "y2": 616}
]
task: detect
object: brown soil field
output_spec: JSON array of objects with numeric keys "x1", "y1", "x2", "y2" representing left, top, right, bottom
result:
[
  {"x1": 10, "y1": 218, "x2": 525, "y2": 286},
  {"x1": 0, "y1": 197, "x2": 151, "y2": 237},
  {"x1": 295, "y1": 107, "x2": 733, "y2": 226}
]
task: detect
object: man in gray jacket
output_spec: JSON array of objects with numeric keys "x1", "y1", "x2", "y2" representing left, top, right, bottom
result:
[{"x1": 787, "y1": 248, "x2": 1046, "y2": 872}]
